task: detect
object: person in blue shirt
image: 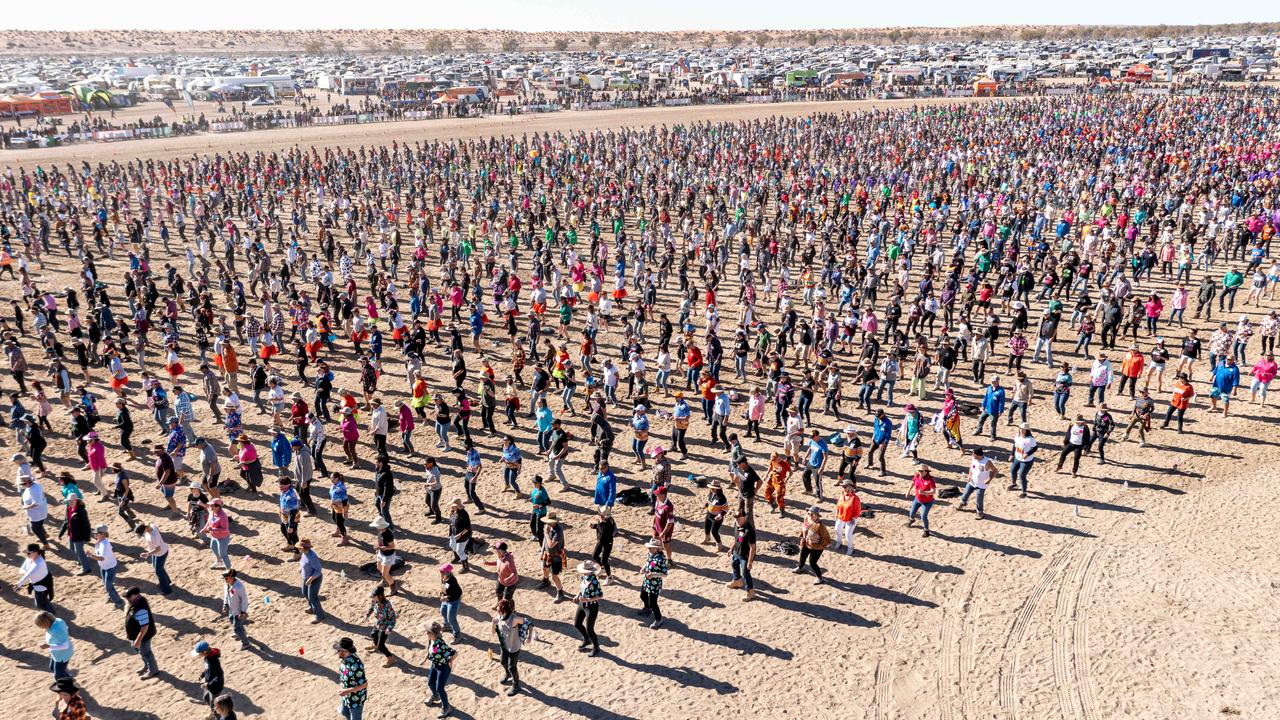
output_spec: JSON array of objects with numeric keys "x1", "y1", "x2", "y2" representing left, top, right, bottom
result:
[
  {"x1": 534, "y1": 399, "x2": 555, "y2": 452},
  {"x1": 270, "y1": 430, "x2": 292, "y2": 479},
  {"x1": 869, "y1": 408, "x2": 895, "y2": 475},
  {"x1": 631, "y1": 405, "x2": 651, "y2": 468},
  {"x1": 710, "y1": 387, "x2": 732, "y2": 449},
  {"x1": 468, "y1": 305, "x2": 485, "y2": 352},
  {"x1": 800, "y1": 430, "x2": 829, "y2": 501},
  {"x1": 278, "y1": 477, "x2": 301, "y2": 552},
  {"x1": 670, "y1": 395, "x2": 692, "y2": 457},
  {"x1": 975, "y1": 377, "x2": 1006, "y2": 440},
  {"x1": 500, "y1": 435, "x2": 523, "y2": 494},
  {"x1": 1210, "y1": 357, "x2": 1241, "y2": 417},
  {"x1": 463, "y1": 441, "x2": 487, "y2": 513},
  {"x1": 529, "y1": 475, "x2": 551, "y2": 542},
  {"x1": 36, "y1": 611, "x2": 74, "y2": 679},
  {"x1": 593, "y1": 461, "x2": 617, "y2": 508}
]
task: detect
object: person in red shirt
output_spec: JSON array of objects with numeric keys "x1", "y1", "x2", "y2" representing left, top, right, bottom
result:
[
  {"x1": 906, "y1": 463, "x2": 936, "y2": 538},
  {"x1": 685, "y1": 346, "x2": 704, "y2": 389},
  {"x1": 1162, "y1": 373, "x2": 1196, "y2": 433},
  {"x1": 833, "y1": 481, "x2": 862, "y2": 555}
]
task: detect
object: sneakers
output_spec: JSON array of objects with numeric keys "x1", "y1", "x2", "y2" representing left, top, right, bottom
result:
[{"x1": 649, "y1": 619, "x2": 663, "y2": 630}]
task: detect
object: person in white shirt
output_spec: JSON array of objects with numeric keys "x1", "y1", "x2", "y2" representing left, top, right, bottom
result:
[
  {"x1": 958, "y1": 448, "x2": 1000, "y2": 519},
  {"x1": 86, "y1": 525, "x2": 123, "y2": 607},
  {"x1": 19, "y1": 474, "x2": 50, "y2": 546},
  {"x1": 1009, "y1": 424, "x2": 1038, "y2": 497},
  {"x1": 14, "y1": 543, "x2": 54, "y2": 612},
  {"x1": 135, "y1": 523, "x2": 174, "y2": 595}
]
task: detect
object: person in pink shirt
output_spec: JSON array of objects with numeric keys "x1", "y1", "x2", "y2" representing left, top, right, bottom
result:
[
  {"x1": 1249, "y1": 354, "x2": 1278, "y2": 405},
  {"x1": 339, "y1": 406, "x2": 360, "y2": 466},
  {"x1": 397, "y1": 399, "x2": 416, "y2": 454},
  {"x1": 237, "y1": 435, "x2": 264, "y2": 492},
  {"x1": 1170, "y1": 284, "x2": 1189, "y2": 327},
  {"x1": 200, "y1": 498, "x2": 234, "y2": 569},
  {"x1": 746, "y1": 387, "x2": 767, "y2": 442},
  {"x1": 85, "y1": 432, "x2": 110, "y2": 498},
  {"x1": 1142, "y1": 293, "x2": 1164, "y2": 336}
]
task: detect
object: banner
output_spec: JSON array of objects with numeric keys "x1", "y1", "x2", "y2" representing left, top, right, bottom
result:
[
  {"x1": 1135, "y1": 86, "x2": 1171, "y2": 96},
  {"x1": 93, "y1": 129, "x2": 137, "y2": 141},
  {"x1": 744, "y1": 95, "x2": 774, "y2": 103},
  {"x1": 587, "y1": 101, "x2": 616, "y2": 110},
  {"x1": 663, "y1": 97, "x2": 692, "y2": 106},
  {"x1": 210, "y1": 121, "x2": 246, "y2": 132},
  {"x1": 944, "y1": 88, "x2": 975, "y2": 97},
  {"x1": 1044, "y1": 88, "x2": 1080, "y2": 96}
]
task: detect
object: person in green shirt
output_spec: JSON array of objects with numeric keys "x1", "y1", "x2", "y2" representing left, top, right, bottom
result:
[{"x1": 1220, "y1": 267, "x2": 1244, "y2": 312}]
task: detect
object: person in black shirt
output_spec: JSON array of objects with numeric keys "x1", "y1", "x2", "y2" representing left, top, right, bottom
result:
[
  {"x1": 728, "y1": 511, "x2": 757, "y2": 601},
  {"x1": 734, "y1": 456, "x2": 760, "y2": 520}
]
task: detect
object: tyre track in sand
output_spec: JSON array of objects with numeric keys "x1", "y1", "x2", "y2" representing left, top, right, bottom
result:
[
  {"x1": 938, "y1": 553, "x2": 986, "y2": 720},
  {"x1": 873, "y1": 571, "x2": 931, "y2": 720},
  {"x1": 997, "y1": 540, "x2": 1078, "y2": 720},
  {"x1": 1051, "y1": 546, "x2": 1101, "y2": 720}
]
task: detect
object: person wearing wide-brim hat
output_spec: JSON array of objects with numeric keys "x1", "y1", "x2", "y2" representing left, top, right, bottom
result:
[
  {"x1": 638, "y1": 538, "x2": 670, "y2": 630},
  {"x1": 572, "y1": 560, "x2": 604, "y2": 656},
  {"x1": 702, "y1": 478, "x2": 730, "y2": 552},
  {"x1": 539, "y1": 511, "x2": 567, "y2": 601},
  {"x1": 446, "y1": 498, "x2": 473, "y2": 573},
  {"x1": 86, "y1": 524, "x2": 124, "y2": 607},
  {"x1": 365, "y1": 584, "x2": 399, "y2": 667},
  {"x1": 50, "y1": 677, "x2": 86, "y2": 718},
  {"x1": 793, "y1": 505, "x2": 832, "y2": 585},
  {"x1": 371, "y1": 515, "x2": 398, "y2": 594}
]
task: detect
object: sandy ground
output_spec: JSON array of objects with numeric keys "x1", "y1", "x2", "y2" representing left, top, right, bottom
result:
[
  {"x1": 1, "y1": 95, "x2": 991, "y2": 168},
  {"x1": 1, "y1": 99, "x2": 1279, "y2": 720}
]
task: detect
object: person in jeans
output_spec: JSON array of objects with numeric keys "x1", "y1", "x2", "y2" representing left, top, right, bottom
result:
[
  {"x1": 135, "y1": 523, "x2": 173, "y2": 595},
  {"x1": 793, "y1": 506, "x2": 831, "y2": 583},
  {"x1": 1008, "y1": 424, "x2": 1038, "y2": 497},
  {"x1": 333, "y1": 637, "x2": 368, "y2": 720},
  {"x1": 906, "y1": 464, "x2": 937, "y2": 538},
  {"x1": 201, "y1": 498, "x2": 234, "y2": 570},
  {"x1": 298, "y1": 538, "x2": 324, "y2": 622},
  {"x1": 438, "y1": 563, "x2": 463, "y2": 642},
  {"x1": 221, "y1": 569, "x2": 251, "y2": 650},
  {"x1": 958, "y1": 448, "x2": 1000, "y2": 519},
  {"x1": 35, "y1": 611, "x2": 74, "y2": 680},
  {"x1": 424, "y1": 622, "x2": 457, "y2": 717},
  {"x1": 86, "y1": 525, "x2": 123, "y2": 607},
  {"x1": 58, "y1": 495, "x2": 94, "y2": 575},
  {"x1": 492, "y1": 599, "x2": 525, "y2": 696},
  {"x1": 728, "y1": 511, "x2": 757, "y2": 600},
  {"x1": 124, "y1": 586, "x2": 159, "y2": 679}
]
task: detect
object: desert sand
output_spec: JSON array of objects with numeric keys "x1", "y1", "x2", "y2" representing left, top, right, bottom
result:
[{"x1": 1, "y1": 96, "x2": 1278, "y2": 720}]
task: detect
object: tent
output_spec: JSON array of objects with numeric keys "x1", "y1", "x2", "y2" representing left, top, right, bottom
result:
[
  {"x1": 0, "y1": 92, "x2": 74, "y2": 116},
  {"x1": 1125, "y1": 64, "x2": 1153, "y2": 82},
  {"x1": 973, "y1": 77, "x2": 998, "y2": 97}
]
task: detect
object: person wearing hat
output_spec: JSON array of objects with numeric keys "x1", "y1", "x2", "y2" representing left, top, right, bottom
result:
[
  {"x1": 728, "y1": 509, "x2": 758, "y2": 600},
  {"x1": 438, "y1": 563, "x2": 463, "y2": 641},
  {"x1": 49, "y1": 677, "x2": 86, "y2": 720},
  {"x1": 84, "y1": 524, "x2": 123, "y2": 607},
  {"x1": 528, "y1": 475, "x2": 551, "y2": 543},
  {"x1": 278, "y1": 476, "x2": 302, "y2": 553},
  {"x1": 1009, "y1": 423, "x2": 1038, "y2": 497},
  {"x1": 589, "y1": 505, "x2": 616, "y2": 583},
  {"x1": 124, "y1": 586, "x2": 160, "y2": 679},
  {"x1": 638, "y1": 539, "x2": 670, "y2": 630},
  {"x1": 297, "y1": 538, "x2": 325, "y2": 623},
  {"x1": 710, "y1": 385, "x2": 732, "y2": 449},
  {"x1": 19, "y1": 472, "x2": 50, "y2": 548},
  {"x1": 192, "y1": 639, "x2": 225, "y2": 713},
  {"x1": 833, "y1": 481, "x2": 862, "y2": 555},
  {"x1": 291, "y1": 436, "x2": 317, "y2": 514},
  {"x1": 572, "y1": 560, "x2": 604, "y2": 656},
  {"x1": 221, "y1": 569, "x2": 251, "y2": 650},
  {"x1": 447, "y1": 498, "x2": 473, "y2": 571},
  {"x1": 669, "y1": 392, "x2": 691, "y2": 457},
  {"x1": 16, "y1": 543, "x2": 54, "y2": 612},
  {"x1": 652, "y1": 485, "x2": 677, "y2": 563},
  {"x1": 1163, "y1": 373, "x2": 1196, "y2": 432},
  {"x1": 372, "y1": 515, "x2": 399, "y2": 593},
  {"x1": 703, "y1": 479, "x2": 730, "y2": 551},
  {"x1": 185, "y1": 477, "x2": 210, "y2": 535},
  {"x1": 424, "y1": 621, "x2": 458, "y2": 717},
  {"x1": 1056, "y1": 415, "x2": 1093, "y2": 477},
  {"x1": 630, "y1": 404, "x2": 651, "y2": 469},
  {"x1": 364, "y1": 585, "x2": 399, "y2": 667},
  {"x1": 235, "y1": 434, "x2": 265, "y2": 493},
  {"x1": 539, "y1": 511, "x2": 568, "y2": 600},
  {"x1": 332, "y1": 637, "x2": 369, "y2": 719},
  {"x1": 484, "y1": 541, "x2": 520, "y2": 605},
  {"x1": 794, "y1": 505, "x2": 831, "y2": 584},
  {"x1": 801, "y1": 429, "x2": 829, "y2": 501}
]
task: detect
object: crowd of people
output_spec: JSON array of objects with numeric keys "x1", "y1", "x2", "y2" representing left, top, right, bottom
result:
[{"x1": 3, "y1": 89, "x2": 1279, "y2": 718}]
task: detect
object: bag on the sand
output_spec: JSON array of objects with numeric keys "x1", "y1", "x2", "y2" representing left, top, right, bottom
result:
[
  {"x1": 767, "y1": 541, "x2": 799, "y2": 556},
  {"x1": 938, "y1": 487, "x2": 961, "y2": 499}
]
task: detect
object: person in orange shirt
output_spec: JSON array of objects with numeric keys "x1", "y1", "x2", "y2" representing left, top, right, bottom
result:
[
  {"x1": 1117, "y1": 344, "x2": 1145, "y2": 398},
  {"x1": 1161, "y1": 373, "x2": 1196, "y2": 433},
  {"x1": 764, "y1": 452, "x2": 791, "y2": 515},
  {"x1": 221, "y1": 343, "x2": 240, "y2": 394},
  {"x1": 832, "y1": 481, "x2": 862, "y2": 555},
  {"x1": 697, "y1": 370, "x2": 717, "y2": 423}
]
